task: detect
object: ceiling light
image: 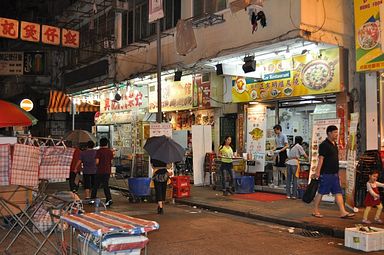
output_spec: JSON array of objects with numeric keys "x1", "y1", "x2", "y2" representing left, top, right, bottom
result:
[
  {"x1": 301, "y1": 95, "x2": 316, "y2": 99},
  {"x1": 249, "y1": 101, "x2": 259, "y2": 105}
]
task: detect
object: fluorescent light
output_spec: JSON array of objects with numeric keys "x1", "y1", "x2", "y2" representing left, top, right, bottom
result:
[
  {"x1": 250, "y1": 101, "x2": 259, "y2": 105},
  {"x1": 301, "y1": 95, "x2": 316, "y2": 99}
]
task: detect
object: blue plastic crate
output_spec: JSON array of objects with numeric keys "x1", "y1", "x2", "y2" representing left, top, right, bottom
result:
[{"x1": 128, "y1": 178, "x2": 151, "y2": 197}]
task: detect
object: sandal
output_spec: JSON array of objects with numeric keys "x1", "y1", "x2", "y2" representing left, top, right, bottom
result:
[
  {"x1": 311, "y1": 212, "x2": 324, "y2": 218},
  {"x1": 340, "y1": 213, "x2": 355, "y2": 219}
]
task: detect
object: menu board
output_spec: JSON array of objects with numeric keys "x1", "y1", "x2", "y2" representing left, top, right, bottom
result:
[
  {"x1": 232, "y1": 47, "x2": 342, "y2": 102},
  {"x1": 309, "y1": 119, "x2": 341, "y2": 182},
  {"x1": 345, "y1": 113, "x2": 359, "y2": 210},
  {"x1": 149, "y1": 123, "x2": 172, "y2": 137},
  {"x1": 246, "y1": 105, "x2": 267, "y2": 172},
  {"x1": 148, "y1": 75, "x2": 193, "y2": 112}
]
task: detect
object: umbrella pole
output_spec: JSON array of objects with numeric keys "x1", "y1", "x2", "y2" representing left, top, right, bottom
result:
[{"x1": 71, "y1": 101, "x2": 75, "y2": 131}]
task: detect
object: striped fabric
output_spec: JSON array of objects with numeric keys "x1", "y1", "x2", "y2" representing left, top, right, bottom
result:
[
  {"x1": 47, "y1": 90, "x2": 99, "y2": 113},
  {"x1": 10, "y1": 144, "x2": 40, "y2": 187},
  {"x1": 61, "y1": 211, "x2": 159, "y2": 237},
  {"x1": 0, "y1": 144, "x2": 11, "y2": 186},
  {"x1": 39, "y1": 147, "x2": 75, "y2": 180}
]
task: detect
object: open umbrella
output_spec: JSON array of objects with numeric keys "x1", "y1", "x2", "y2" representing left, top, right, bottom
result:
[
  {"x1": 144, "y1": 135, "x2": 185, "y2": 163},
  {"x1": 64, "y1": 130, "x2": 96, "y2": 146},
  {"x1": 0, "y1": 100, "x2": 38, "y2": 128}
]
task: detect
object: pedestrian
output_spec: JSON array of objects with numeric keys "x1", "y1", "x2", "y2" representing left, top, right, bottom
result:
[
  {"x1": 272, "y1": 124, "x2": 289, "y2": 187},
  {"x1": 68, "y1": 141, "x2": 81, "y2": 193},
  {"x1": 91, "y1": 138, "x2": 114, "y2": 207},
  {"x1": 151, "y1": 159, "x2": 173, "y2": 214},
  {"x1": 362, "y1": 170, "x2": 383, "y2": 224},
  {"x1": 312, "y1": 125, "x2": 354, "y2": 218},
  {"x1": 76, "y1": 140, "x2": 97, "y2": 200},
  {"x1": 286, "y1": 136, "x2": 308, "y2": 199},
  {"x1": 218, "y1": 136, "x2": 235, "y2": 196}
]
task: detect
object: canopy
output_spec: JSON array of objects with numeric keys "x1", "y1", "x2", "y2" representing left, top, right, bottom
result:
[
  {"x1": 48, "y1": 90, "x2": 99, "y2": 113},
  {"x1": 0, "y1": 100, "x2": 38, "y2": 128}
]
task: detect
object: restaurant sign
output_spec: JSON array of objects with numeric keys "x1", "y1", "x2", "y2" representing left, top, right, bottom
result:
[
  {"x1": 232, "y1": 47, "x2": 342, "y2": 102},
  {"x1": 100, "y1": 86, "x2": 148, "y2": 114},
  {"x1": 0, "y1": 17, "x2": 79, "y2": 48},
  {"x1": 148, "y1": 75, "x2": 193, "y2": 113},
  {"x1": 354, "y1": 0, "x2": 384, "y2": 72}
]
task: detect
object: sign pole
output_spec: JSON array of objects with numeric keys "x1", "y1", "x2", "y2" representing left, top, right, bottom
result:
[{"x1": 156, "y1": 20, "x2": 162, "y2": 123}]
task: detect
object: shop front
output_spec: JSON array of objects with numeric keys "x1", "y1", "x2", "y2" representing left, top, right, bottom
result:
[{"x1": 225, "y1": 45, "x2": 349, "y2": 194}]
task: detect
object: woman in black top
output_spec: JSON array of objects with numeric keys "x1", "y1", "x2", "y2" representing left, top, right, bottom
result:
[{"x1": 151, "y1": 159, "x2": 173, "y2": 214}]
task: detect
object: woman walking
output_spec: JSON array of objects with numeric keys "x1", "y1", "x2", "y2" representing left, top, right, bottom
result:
[
  {"x1": 151, "y1": 159, "x2": 173, "y2": 214},
  {"x1": 218, "y1": 136, "x2": 235, "y2": 196}
]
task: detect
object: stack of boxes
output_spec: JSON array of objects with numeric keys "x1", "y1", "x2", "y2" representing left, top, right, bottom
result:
[{"x1": 171, "y1": 176, "x2": 191, "y2": 198}]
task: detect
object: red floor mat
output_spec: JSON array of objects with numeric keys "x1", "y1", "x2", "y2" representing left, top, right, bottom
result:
[{"x1": 232, "y1": 192, "x2": 287, "y2": 202}]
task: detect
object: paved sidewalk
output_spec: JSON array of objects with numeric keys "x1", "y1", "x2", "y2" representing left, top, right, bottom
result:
[{"x1": 175, "y1": 186, "x2": 380, "y2": 238}]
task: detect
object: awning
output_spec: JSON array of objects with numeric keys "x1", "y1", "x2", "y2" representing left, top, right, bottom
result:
[{"x1": 48, "y1": 90, "x2": 99, "y2": 113}]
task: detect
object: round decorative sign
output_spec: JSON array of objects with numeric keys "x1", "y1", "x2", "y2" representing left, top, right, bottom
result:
[{"x1": 20, "y1": 99, "x2": 34, "y2": 112}]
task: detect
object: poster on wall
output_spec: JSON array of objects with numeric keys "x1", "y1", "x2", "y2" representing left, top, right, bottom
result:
[
  {"x1": 345, "y1": 113, "x2": 359, "y2": 210},
  {"x1": 246, "y1": 105, "x2": 267, "y2": 172},
  {"x1": 309, "y1": 118, "x2": 341, "y2": 182},
  {"x1": 0, "y1": 52, "x2": 23, "y2": 75},
  {"x1": 232, "y1": 47, "x2": 342, "y2": 102},
  {"x1": 148, "y1": 75, "x2": 193, "y2": 113},
  {"x1": 354, "y1": 0, "x2": 384, "y2": 72}
]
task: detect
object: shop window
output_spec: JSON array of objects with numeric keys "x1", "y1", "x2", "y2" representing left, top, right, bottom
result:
[{"x1": 193, "y1": 0, "x2": 227, "y2": 17}]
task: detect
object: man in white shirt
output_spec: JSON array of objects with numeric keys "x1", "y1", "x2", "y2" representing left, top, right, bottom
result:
[{"x1": 272, "y1": 124, "x2": 289, "y2": 187}]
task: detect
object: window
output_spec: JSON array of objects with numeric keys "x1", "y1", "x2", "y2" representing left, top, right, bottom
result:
[
  {"x1": 121, "y1": 0, "x2": 181, "y2": 47},
  {"x1": 193, "y1": 0, "x2": 227, "y2": 17}
]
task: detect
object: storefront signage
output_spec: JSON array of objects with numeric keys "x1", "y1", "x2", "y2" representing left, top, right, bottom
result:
[
  {"x1": 0, "y1": 52, "x2": 23, "y2": 75},
  {"x1": 0, "y1": 17, "x2": 79, "y2": 48},
  {"x1": 20, "y1": 99, "x2": 33, "y2": 112},
  {"x1": 100, "y1": 86, "x2": 148, "y2": 114},
  {"x1": 354, "y1": 0, "x2": 383, "y2": 72},
  {"x1": 246, "y1": 105, "x2": 267, "y2": 172},
  {"x1": 232, "y1": 47, "x2": 342, "y2": 102},
  {"x1": 194, "y1": 75, "x2": 211, "y2": 109},
  {"x1": 24, "y1": 52, "x2": 45, "y2": 75},
  {"x1": 150, "y1": 123, "x2": 172, "y2": 137},
  {"x1": 308, "y1": 119, "x2": 341, "y2": 182},
  {"x1": 345, "y1": 113, "x2": 359, "y2": 210},
  {"x1": 148, "y1": 75, "x2": 193, "y2": 113}
]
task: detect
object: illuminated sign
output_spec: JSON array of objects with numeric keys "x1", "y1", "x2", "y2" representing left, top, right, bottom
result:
[{"x1": 20, "y1": 99, "x2": 34, "y2": 112}]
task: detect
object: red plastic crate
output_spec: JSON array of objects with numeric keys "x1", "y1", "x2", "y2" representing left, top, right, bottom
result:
[
  {"x1": 173, "y1": 187, "x2": 190, "y2": 198},
  {"x1": 171, "y1": 176, "x2": 190, "y2": 189}
]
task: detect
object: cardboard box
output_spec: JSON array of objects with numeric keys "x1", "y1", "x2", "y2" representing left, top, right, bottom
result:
[{"x1": 345, "y1": 227, "x2": 384, "y2": 252}]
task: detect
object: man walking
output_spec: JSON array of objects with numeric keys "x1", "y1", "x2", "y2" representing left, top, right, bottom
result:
[
  {"x1": 312, "y1": 125, "x2": 354, "y2": 218},
  {"x1": 91, "y1": 138, "x2": 114, "y2": 207},
  {"x1": 272, "y1": 124, "x2": 289, "y2": 187}
]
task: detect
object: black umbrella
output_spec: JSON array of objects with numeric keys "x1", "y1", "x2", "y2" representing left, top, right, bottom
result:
[{"x1": 144, "y1": 135, "x2": 185, "y2": 163}]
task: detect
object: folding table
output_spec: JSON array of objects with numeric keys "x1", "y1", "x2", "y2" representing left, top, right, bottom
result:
[{"x1": 61, "y1": 211, "x2": 160, "y2": 255}]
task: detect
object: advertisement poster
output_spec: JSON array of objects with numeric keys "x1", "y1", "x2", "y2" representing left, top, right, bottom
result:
[
  {"x1": 354, "y1": 0, "x2": 384, "y2": 72},
  {"x1": 148, "y1": 75, "x2": 193, "y2": 113},
  {"x1": 246, "y1": 105, "x2": 267, "y2": 172},
  {"x1": 309, "y1": 119, "x2": 341, "y2": 181},
  {"x1": 0, "y1": 52, "x2": 23, "y2": 75},
  {"x1": 345, "y1": 113, "x2": 359, "y2": 210},
  {"x1": 24, "y1": 52, "x2": 45, "y2": 75},
  {"x1": 194, "y1": 75, "x2": 211, "y2": 109},
  {"x1": 232, "y1": 47, "x2": 342, "y2": 102}
]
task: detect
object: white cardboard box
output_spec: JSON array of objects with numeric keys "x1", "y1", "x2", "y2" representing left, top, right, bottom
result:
[{"x1": 345, "y1": 227, "x2": 384, "y2": 252}]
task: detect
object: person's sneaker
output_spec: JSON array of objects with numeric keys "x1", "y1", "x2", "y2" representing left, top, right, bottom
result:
[
  {"x1": 291, "y1": 197, "x2": 297, "y2": 200},
  {"x1": 105, "y1": 200, "x2": 113, "y2": 207},
  {"x1": 374, "y1": 218, "x2": 383, "y2": 223},
  {"x1": 227, "y1": 189, "x2": 234, "y2": 195},
  {"x1": 362, "y1": 219, "x2": 372, "y2": 224},
  {"x1": 88, "y1": 200, "x2": 95, "y2": 205},
  {"x1": 286, "y1": 196, "x2": 291, "y2": 199}
]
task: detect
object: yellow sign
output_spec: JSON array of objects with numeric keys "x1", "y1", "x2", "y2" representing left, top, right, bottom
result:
[
  {"x1": 20, "y1": 99, "x2": 34, "y2": 112},
  {"x1": 354, "y1": 0, "x2": 384, "y2": 72},
  {"x1": 232, "y1": 47, "x2": 342, "y2": 103},
  {"x1": 0, "y1": 18, "x2": 19, "y2": 39}
]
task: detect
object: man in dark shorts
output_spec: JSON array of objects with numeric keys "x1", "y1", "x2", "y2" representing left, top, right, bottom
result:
[{"x1": 312, "y1": 125, "x2": 354, "y2": 218}]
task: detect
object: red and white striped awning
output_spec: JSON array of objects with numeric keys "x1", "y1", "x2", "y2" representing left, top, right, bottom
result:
[{"x1": 48, "y1": 90, "x2": 99, "y2": 113}]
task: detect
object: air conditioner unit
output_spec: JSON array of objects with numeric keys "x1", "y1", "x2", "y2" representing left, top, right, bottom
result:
[{"x1": 113, "y1": 0, "x2": 129, "y2": 11}]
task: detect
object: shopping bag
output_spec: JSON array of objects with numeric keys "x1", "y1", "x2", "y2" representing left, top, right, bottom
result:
[
  {"x1": 10, "y1": 144, "x2": 40, "y2": 187},
  {"x1": 302, "y1": 178, "x2": 319, "y2": 203},
  {"x1": 0, "y1": 144, "x2": 11, "y2": 186},
  {"x1": 39, "y1": 147, "x2": 75, "y2": 180}
]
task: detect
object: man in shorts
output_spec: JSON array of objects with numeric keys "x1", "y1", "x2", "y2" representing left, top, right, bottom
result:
[{"x1": 312, "y1": 125, "x2": 354, "y2": 218}]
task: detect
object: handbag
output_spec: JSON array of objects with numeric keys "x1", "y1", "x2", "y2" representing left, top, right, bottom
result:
[{"x1": 302, "y1": 178, "x2": 319, "y2": 203}]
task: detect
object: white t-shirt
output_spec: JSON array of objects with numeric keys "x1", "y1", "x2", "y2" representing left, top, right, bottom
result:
[{"x1": 286, "y1": 144, "x2": 305, "y2": 165}]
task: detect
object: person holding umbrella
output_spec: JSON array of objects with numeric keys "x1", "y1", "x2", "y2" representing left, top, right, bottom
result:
[
  {"x1": 151, "y1": 159, "x2": 173, "y2": 214},
  {"x1": 144, "y1": 135, "x2": 185, "y2": 214}
]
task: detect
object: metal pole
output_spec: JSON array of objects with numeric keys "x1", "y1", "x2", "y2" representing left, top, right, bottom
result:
[
  {"x1": 72, "y1": 100, "x2": 75, "y2": 131},
  {"x1": 275, "y1": 101, "x2": 279, "y2": 124},
  {"x1": 156, "y1": 20, "x2": 162, "y2": 123}
]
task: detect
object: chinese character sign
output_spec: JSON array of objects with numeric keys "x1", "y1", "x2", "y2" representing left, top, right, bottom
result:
[
  {"x1": 42, "y1": 25, "x2": 60, "y2": 45},
  {"x1": 62, "y1": 28, "x2": 79, "y2": 48},
  {"x1": 0, "y1": 18, "x2": 18, "y2": 39},
  {"x1": 20, "y1": 21, "x2": 40, "y2": 42},
  {"x1": 149, "y1": 0, "x2": 164, "y2": 23}
]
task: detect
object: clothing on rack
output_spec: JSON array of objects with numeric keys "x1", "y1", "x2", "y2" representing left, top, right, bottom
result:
[
  {"x1": 39, "y1": 146, "x2": 75, "y2": 180},
  {"x1": 0, "y1": 144, "x2": 11, "y2": 186},
  {"x1": 10, "y1": 144, "x2": 40, "y2": 187}
]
